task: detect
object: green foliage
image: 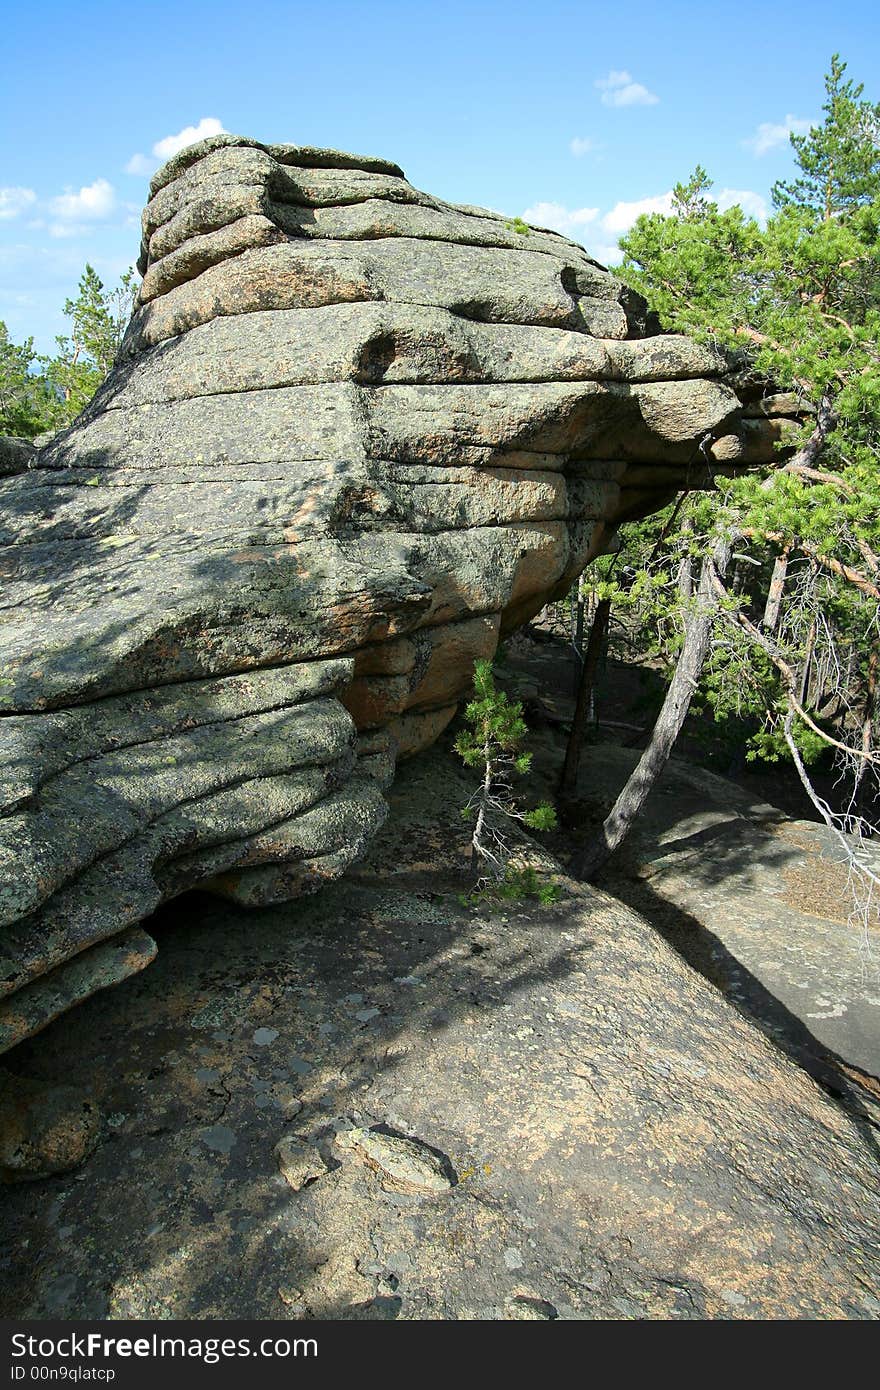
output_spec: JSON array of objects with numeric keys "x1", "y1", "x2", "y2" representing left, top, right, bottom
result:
[
  {"x1": 505, "y1": 217, "x2": 531, "y2": 236},
  {"x1": 773, "y1": 54, "x2": 880, "y2": 218},
  {"x1": 746, "y1": 712, "x2": 829, "y2": 766},
  {"x1": 43, "y1": 264, "x2": 138, "y2": 427},
  {"x1": 608, "y1": 54, "x2": 880, "y2": 770},
  {"x1": 0, "y1": 321, "x2": 58, "y2": 438},
  {"x1": 454, "y1": 658, "x2": 533, "y2": 768},
  {"x1": 455, "y1": 659, "x2": 558, "y2": 886},
  {"x1": 617, "y1": 54, "x2": 880, "y2": 485},
  {"x1": 617, "y1": 174, "x2": 762, "y2": 344},
  {"x1": 522, "y1": 803, "x2": 557, "y2": 831},
  {"x1": 460, "y1": 865, "x2": 562, "y2": 909}
]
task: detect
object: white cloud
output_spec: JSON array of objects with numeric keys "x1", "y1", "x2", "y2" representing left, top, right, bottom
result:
[
  {"x1": 743, "y1": 114, "x2": 813, "y2": 156},
  {"x1": 716, "y1": 187, "x2": 768, "y2": 223},
  {"x1": 0, "y1": 186, "x2": 37, "y2": 220},
  {"x1": 594, "y1": 187, "x2": 766, "y2": 253},
  {"x1": 126, "y1": 117, "x2": 228, "y2": 178},
  {"x1": 600, "y1": 191, "x2": 674, "y2": 237},
  {"x1": 569, "y1": 136, "x2": 599, "y2": 157},
  {"x1": 153, "y1": 117, "x2": 227, "y2": 161},
  {"x1": 521, "y1": 192, "x2": 675, "y2": 251},
  {"x1": 596, "y1": 69, "x2": 631, "y2": 91},
  {"x1": 49, "y1": 178, "x2": 116, "y2": 222},
  {"x1": 521, "y1": 201, "x2": 599, "y2": 238},
  {"x1": 595, "y1": 69, "x2": 659, "y2": 108}
]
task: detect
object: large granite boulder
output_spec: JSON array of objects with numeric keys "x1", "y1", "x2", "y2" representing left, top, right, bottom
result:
[{"x1": 0, "y1": 135, "x2": 805, "y2": 1059}]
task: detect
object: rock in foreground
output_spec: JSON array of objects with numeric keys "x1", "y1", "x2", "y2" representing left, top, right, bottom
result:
[{"x1": 0, "y1": 744, "x2": 877, "y2": 1318}]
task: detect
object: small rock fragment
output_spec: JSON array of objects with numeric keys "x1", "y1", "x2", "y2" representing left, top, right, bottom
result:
[
  {"x1": 334, "y1": 1126, "x2": 454, "y2": 1192},
  {"x1": 504, "y1": 1295, "x2": 558, "y2": 1320},
  {"x1": 275, "y1": 1135, "x2": 327, "y2": 1191},
  {"x1": 278, "y1": 1285, "x2": 309, "y2": 1317}
]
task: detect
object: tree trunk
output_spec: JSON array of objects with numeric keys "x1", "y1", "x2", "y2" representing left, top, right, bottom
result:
[
  {"x1": 573, "y1": 539, "x2": 731, "y2": 881},
  {"x1": 571, "y1": 575, "x2": 587, "y2": 695},
  {"x1": 762, "y1": 545, "x2": 790, "y2": 633},
  {"x1": 471, "y1": 738, "x2": 493, "y2": 875},
  {"x1": 559, "y1": 596, "x2": 611, "y2": 805}
]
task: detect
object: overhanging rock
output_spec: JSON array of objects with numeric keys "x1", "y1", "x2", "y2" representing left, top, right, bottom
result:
[{"x1": 0, "y1": 135, "x2": 807, "y2": 1053}]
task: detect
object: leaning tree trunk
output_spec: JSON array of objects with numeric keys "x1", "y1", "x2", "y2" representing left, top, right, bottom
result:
[{"x1": 573, "y1": 538, "x2": 731, "y2": 881}]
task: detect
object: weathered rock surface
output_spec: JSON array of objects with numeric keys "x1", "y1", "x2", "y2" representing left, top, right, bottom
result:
[
  {"x1": 0, "y1": 1071, "x2": 100, "y2": 1179},
  {"x1": 0, "y1": 134, "x2": 804, "y2": 1050},
  {"x1": 0, "y1": 742, "x2": 877, "y2": 1317},
  {"x1": 0, "y1": 436, "x2": 35, "y2": 477}
]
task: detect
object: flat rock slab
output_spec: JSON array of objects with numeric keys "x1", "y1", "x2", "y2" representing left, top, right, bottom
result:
[
  {"x1": 568, "y1": 744, "x2": 880, "y2": 1083},
  {"x1": 0, "y1": 743, "x2": 877, "y2": 1319}
]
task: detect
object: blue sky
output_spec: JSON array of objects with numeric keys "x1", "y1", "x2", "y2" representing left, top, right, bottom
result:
[{"x1": 2, "y1": 0, "x2": 877, "y2": 354}]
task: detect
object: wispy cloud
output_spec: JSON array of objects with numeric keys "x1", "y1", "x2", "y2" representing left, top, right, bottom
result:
[
  {"x1": 595, "y1": 69, "x2": 659, "y2": 108},
  {"x1": 743, "y1": 114, "x2": 813, "y2": 156},
  {"x1": 521, "y1": 201, "x2": 599, "y2": 238},
  {"x1": 124, "y1": 153, "x2": 157, "y2": 177},
  {"x1": 569, "y1": 136, "x2": 599, "y2": 157},
  {"x1": 0, "y1": 186, "x2": 37, "y2": 221},
  {"x1": 716, "y1": 187, "x2": 767, "y2": 223},
  {"x1": 48, "y1": 223, "x2": 85, "y2": 240},
  {"x1": 519, "y1": 182, "x2": 767, "y2": 263},
  {"x1": 47, "y1": 178, "x2": 116, "y2": 236},
  {"x1": 126, "y1": 118, "x2": 228, "y2": 178}
]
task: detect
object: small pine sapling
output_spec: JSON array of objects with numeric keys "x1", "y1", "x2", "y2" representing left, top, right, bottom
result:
[{"x1": 454, "y1": 659, "x2": 558, "y2": 897}]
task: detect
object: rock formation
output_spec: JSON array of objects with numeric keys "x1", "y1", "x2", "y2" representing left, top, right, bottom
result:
[{"x1": 0, "y1": 135, "x2": 807, "y2": 1059}]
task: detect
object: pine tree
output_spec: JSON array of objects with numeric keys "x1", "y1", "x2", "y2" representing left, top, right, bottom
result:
[
  {"x1": 773, "y1": 54, "x2": 880, "y2": 219},
  {"x1": 0, "y1": 322, "x2": 57, "y2": 438},
  {"x1": 44, "y1": 264, "x2": 138, "y2": 425},
  {"x1": 455, "y1": 659, "x2": 558, "y2": 898},
  {"x1": 570, "y1": 56, "x2": 880, "y2": 908}
]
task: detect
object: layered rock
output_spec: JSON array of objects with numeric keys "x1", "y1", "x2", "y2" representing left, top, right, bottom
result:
[{"x1": 0, "y1": 135, "x2": 806, "y2": 1059}]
